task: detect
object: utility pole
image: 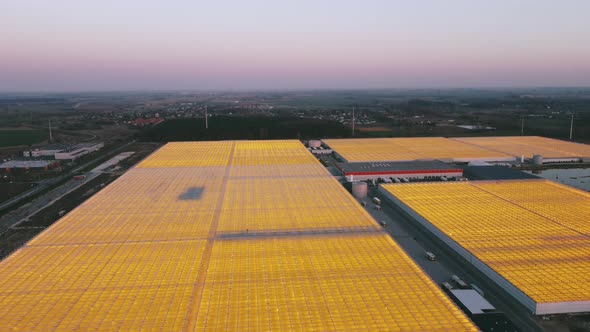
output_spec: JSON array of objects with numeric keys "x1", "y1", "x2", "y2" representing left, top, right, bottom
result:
[
  {"x1": 569, "y1": 113, "x2": 574, "y2": 140},
  {"x1": 49, "y1": 119, "x2": 53, "y2": 143},
  {"x1": 352, "y1": 106, "x2": 355, "y2": 137},
  {"x1": 205, "y1": 105, "x2": 208, "y2": 129},
  {"x1": 521, "y1": 116, "x2": 524, "y2": 136}
]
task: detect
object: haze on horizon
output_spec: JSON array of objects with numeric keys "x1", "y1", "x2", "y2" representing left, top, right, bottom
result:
[{"x1": 1, "y1": 0, "x2": 590, "y2": 92}]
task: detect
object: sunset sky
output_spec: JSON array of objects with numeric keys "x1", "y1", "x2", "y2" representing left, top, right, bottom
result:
[{"x1": 1, "y1": 0, "x2": 589, "y2": 91}]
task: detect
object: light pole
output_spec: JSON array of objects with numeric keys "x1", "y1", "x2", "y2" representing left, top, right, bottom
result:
[
  {"x1": 569, "y1": 113, "x2": 574, "y2": 140},
  {"x1": 352, "y1": 106, "x2": 355, "y2": 137}
]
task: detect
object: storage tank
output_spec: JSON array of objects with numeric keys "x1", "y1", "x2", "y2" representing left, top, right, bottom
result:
[
  {"x1": 351, "y1": 181, "x2": 368, "y2": 199},
  {"x1": 532, "y1": 154, "x2": 543, "y2": 165},
  {"x1": 308, "y1": 140, "x2": 321, "y2": 148}
]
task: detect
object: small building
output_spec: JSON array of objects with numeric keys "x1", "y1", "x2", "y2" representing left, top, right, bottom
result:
[
  {"x1": 308, "y1": 147, "x2": 333, "y2": 155},
  {"x1": 24, "y1": 142, "x2": 104, "y2": 160},
  {"x1": 447, "y1": 289, "x2": 519, "y2": 331},
  {"x1": 1, "y1": 160, "x2": 59, "y2": 173},
  {"x1": 335, "y1": 160, "x2": 462, "y2": 181},
  {"x1": 54, "y1": 142, "x2": 104, "y2": 161},
  {"x1": 23, "y1": 143, "x2": 75, "y2": 158},
  {"x1": 448, "y1": 289, "x2": 495, "y2": 316},
  {"x1": 91, "y1": 152, "x2": 135, "y2": 173},
  {"x1": 128, "y1": 117, "x2": 164, "y2": 127}
]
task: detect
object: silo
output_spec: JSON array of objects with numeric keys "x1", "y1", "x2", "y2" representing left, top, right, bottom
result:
[
  {"x1": 308, "y1": 140, "x2": 321, "y2": 148},
  {"x1": 532, "y1": 155, "x2": 543, "y2": 165},
  {"x1": 351, "y1": 181, "x2": 368, "y2": 199}
]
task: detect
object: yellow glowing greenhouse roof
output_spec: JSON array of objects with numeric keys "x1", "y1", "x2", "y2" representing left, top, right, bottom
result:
[
  {"x1": 382, "y1": 179, "x2": 590, "y2": 308},
  {"x1": 452, "y1": 136, "x2": 590, "y2": 158},
  {"x1": 196, "y1": 235, "x2": 473, "y2": 331},
  {"x1": 322, "y1": 137, "x2": 513, "y2": 162},
  {"x1": 0, "y1": 140, "x2": 476, "y2": 330}
]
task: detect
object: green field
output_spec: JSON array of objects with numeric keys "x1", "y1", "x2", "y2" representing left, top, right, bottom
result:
[{"x1": 0, "y1": 129, "x2": 46, "y2": 147}]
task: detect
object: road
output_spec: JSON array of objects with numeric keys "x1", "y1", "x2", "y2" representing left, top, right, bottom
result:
[
  {"x1": 7, "y1": 172, "x2": 101, "y2": 231},
  {"x1": 0, "y1": 141, "x2": 135, "y2": 212},
  {"x1": 0, "y1": 177, "x2": 62, "y2": 212}
]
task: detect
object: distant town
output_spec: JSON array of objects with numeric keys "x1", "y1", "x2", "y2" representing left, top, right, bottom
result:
[{"x1": 0, "y1": 89, "x2": 589, "y2": 331}]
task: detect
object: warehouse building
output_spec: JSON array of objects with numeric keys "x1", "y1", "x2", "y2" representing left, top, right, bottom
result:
[
  {"x1": 379, "y1": 179, "x2": 590, "y2": 315},
  {"x1": 452, "y1": 136, "x2": 590, "y2": 164},
  {"x1": 323, "y1": 136, "x2": 590, "y2": 164},
  {"x1": 23, "y1": 142, "x2": 104, "y2": 160},
  {"x1": 322, "y1": 137, "x2": 515, "y2": 163},
  {"x1": 0, "y1": 160, "x2": 59, "y2": 173},
  {"x1": 23, "y1": 143, "x2": 73, "y2": 158},
  {"x1": 336, "y1": 160, "x2": 462, "y2": 181},
  {"x1": 0, "y1": 140, "x2": 476, "y2": 330},
  {"x1": 54, "y1": 142, "x2": 104, "y2": 160}
]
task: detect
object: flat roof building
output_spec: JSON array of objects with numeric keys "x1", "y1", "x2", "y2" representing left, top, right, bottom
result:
[
  {"x1": 0, "y1": 140, "x2": 476, "y2": 330},
  {"x1": 380, "y1": 179, "x2": 590, "y2": 315},
  {"x1": 336, "y1": 160, "x2": 462, "y2": 181},
  {"x1": 449, "y1": 289, "x2": 495, "y2": 316},
  {"x1": 323, "y1": 136, "x2": 590, "y2": 164},
  {"x1": 54, "y1": 142, "x2": 104, "y2": 160},
  {"x1": 24, "y1": 142, "x2": 104, "y2": 160},
  {"x1": 452, "y1": 136, "x2": 590, "y2": 162},
  {"x1": 0, "y1": 160, "x2": 59, "y2": 172},
  {"x1": 322, "y1": 137, "x2": 515, "y2": 163},
  {"x1": 462, "y1": 165, "x2": 539, "y2": 181}
]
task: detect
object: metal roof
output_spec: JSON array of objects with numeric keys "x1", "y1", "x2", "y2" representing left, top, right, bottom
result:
[
  {"x1": 462, "y1": 165, "x2": 539, "y2": 180},
  {"x1": 450, "y1": 290, "x2": 495, "y2": 315},
  {"x1": 336, "y1": 160, "x2": 460, "y2": 174},
  {"x1": 36, "y1": 143, "x2": 75, "y2": 151},
  {"x1": 59, "y1": 142, "x2": 102, "y2": 153}
]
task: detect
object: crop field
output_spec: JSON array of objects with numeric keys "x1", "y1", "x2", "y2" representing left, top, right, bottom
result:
[{"x1": 0, "y1": 129, "x2": 46, "y2": 147}]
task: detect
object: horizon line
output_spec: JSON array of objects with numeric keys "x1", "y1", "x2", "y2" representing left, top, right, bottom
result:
[{"x1": 2, "y1": 86, "x2": 590, "y2": 96}]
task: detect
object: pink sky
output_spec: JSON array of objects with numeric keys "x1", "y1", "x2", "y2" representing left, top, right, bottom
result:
[{"x1": 1, "y1": 0, "x2": 589, "y2": 91}]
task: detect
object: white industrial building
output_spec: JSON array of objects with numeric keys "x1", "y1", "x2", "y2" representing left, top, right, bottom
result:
[
  {"x1": 23, "y1": 142, "x2": 104, "y2": 160},
  {"x1": 54, "y1": 143, "x2": 104, "y2": 160}
]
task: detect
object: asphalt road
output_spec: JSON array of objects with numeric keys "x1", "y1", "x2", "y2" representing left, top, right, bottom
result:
[
  {"x1": 0, "y1": 141, "x2": 136, "y2": 234},
  {"x1": 0, "y1": 141, "x2": 135, "y2": 212},
  {"x1": 0, "y1": 173, "x2": 100, "y2": 235}
]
